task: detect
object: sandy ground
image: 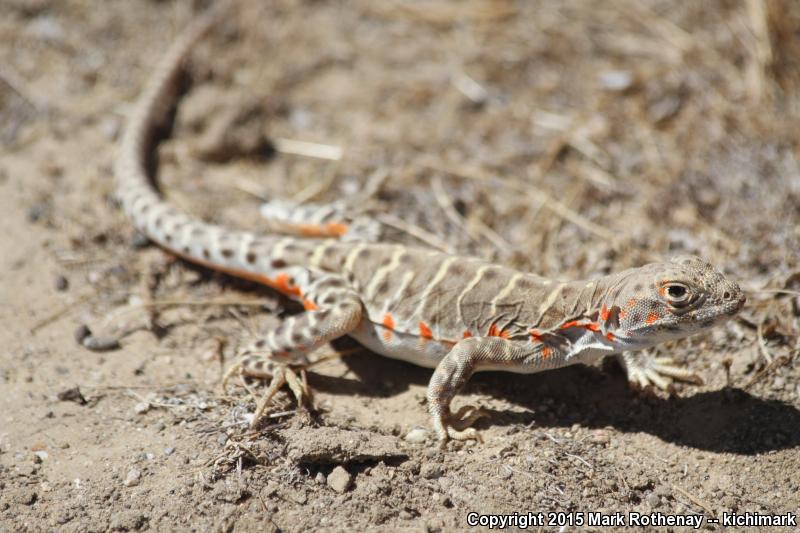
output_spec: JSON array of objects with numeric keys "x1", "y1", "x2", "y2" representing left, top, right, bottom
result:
[{"x1": 2, "y1": 0, "x2": 799, "y2": 531}]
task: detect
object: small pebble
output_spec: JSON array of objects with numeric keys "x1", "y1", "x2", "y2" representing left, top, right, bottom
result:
[
  {"x1": 327, "y1": 466, "x2": 352, "y2": 493},
  {"x1": 599, "y1": 70, "x2": 634, "y2": 91},
  {"x1": 123, "y1": 467, "x2": 141, "y2": 487},
  {"x1": 131, "y1": 232, "x2": 151, "y2": 249},
  {"x1": 590, "y1": 430, "x2": 611, "y2": 445},
  {"x1": 164, "y1": 447, "x2": 175, "y2": 456},
  {"x1": 133, "y1": 402, "x2": 150, "y2": 415},
  {"x1": 16, "y1": 464, "x2": 38, "y2": 477},
  {"x1": 420, "y1": 463, "x2": 443, "y2": 480},
  {"x1": 315, "y1": 472, "x2": 326, "y2": 485},
  {"x1": 646, "y1": 492, "x2": 661, "y2": 508},
  {"x1": 648, "y1": 94, "x2": 682, "y2": 123},
  {"x1": 404, "y1": 427, "x2": 428, "y2": 444},
  {"x1": 33, "y1": 451, "x2": 48, "y2": 462},
  {"x1": 57, "y1": 387, "x2": 87, "y2": 405},
  {"x1": 100, "y1": 115, "x2": 121, "y2": 141},
  {"x1": 73, "y1": 324, "x2": 91, "y2": 345},
  {"x1": 26, "y1": 16, "x2": 64, "y2": 43},
  {"x1": 14, "y1": 489, "x2": 37, "y2": 505},
  {"x1": 27, "y1": 205, "x2": 45, "y2": 223},
  {"x1": 82, "y1": 335, "x2": 121, "y2": 352},
  {"x1": 54, "y1": 275, "x2": 69, "y2": 291}
]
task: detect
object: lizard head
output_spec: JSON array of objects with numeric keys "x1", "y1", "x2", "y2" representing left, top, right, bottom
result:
[{"x1": 608, "y1": 255, "x2": 745, "y2": 348}]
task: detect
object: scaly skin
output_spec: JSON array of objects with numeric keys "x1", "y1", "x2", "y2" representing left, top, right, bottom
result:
[{"x1": 115, "y1": 8, "x2": 746, "y2": 445}]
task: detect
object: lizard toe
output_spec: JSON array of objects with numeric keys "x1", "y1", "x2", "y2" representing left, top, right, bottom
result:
[{"x1": 448, "y1": 404, "x2": 490, "y2": 432}]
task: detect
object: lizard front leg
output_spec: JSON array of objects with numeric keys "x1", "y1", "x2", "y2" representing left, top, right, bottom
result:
[
  {"x1": 427, "y1": 337, "x2": 539, "y2": 446},
  {"x1": 223, "y1": 270, "x2": 364, "y2": 426}
]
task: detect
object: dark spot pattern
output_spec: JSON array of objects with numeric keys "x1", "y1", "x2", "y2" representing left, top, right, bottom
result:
[
  {"x1": 448, "y1": 263, "x2": 465, "y2": 276},
  {"x1": 376, "y1": 280, "x2": 390, "y2": 295}
]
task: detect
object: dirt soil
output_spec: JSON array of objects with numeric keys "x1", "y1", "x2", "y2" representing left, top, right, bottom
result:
[{"x1": 2, "y1": 0, "x2": 800, "y2": 531}]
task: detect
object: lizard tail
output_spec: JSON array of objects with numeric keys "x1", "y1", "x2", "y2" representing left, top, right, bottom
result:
[{"x1": 113, "y1": 4, "x2": 285, "y2": 275}]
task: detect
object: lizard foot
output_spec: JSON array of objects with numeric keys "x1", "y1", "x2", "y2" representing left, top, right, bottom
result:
[
  {"x1": 618, "y1": 352, "x2": 704, "y2": 391},
  {"x1": 433, "y1": 404, "x2": 490, "y2": 447},
  {"x1": 222, "y1": 353, "x2": 312, "y2": 428}
]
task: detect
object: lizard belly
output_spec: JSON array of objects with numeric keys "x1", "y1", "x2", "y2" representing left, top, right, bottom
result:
[{"x1": 348, "y1": 320, "x2": 449, "y2": 369}]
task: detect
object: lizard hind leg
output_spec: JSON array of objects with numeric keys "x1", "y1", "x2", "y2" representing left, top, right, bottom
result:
[
  {"x1": 223, "y1": 273, "x2": 364, "y2": 427},
  {"x1": 259, "y1": 199, "x2": 380, "y2": 242}
]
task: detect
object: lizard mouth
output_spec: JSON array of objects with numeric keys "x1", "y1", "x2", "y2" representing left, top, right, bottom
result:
[{"x1": 705, "y1": 296, "x2": 746, "y2": 321}]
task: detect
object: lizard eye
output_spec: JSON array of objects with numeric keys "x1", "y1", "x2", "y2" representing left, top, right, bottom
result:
[
  {"x1": 667, "y1": 285, "x2": 686, "y2": 298},
  {"x1": 664, "y1": 283, "x2": 691, "y2": 306}
]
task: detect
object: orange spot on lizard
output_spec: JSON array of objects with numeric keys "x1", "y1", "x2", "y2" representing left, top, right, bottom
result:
[
  {"x1": 302, "y1": 298, "x2": 318, "y2": 311},
  {"x1": 627, "y1": 298, "x2": 638, "y2": 308},
  {"x1": 529, "y1": 329, "x2": 542, "y2": 342},
  {"x1": 487, "y1": 324, "x2": 510, "y2": 338},
  {"x1": 585, "y1": 322, "x2": 601, "y2": 332},
  {"x1": 418, "y1": 321, "x2": 433, "y2": 339},
  {"x1": 295, "y1": 222, "x2": 350, "y2": 238},
  {"x1": 541, "y1": 346, "x2": 552, "y2": 358},
  {"x1": 600, "y1": 305, "x2": 610, "y2": 322},
  {"x1": 273, "y1": 273, "x2": 302, "y2": 297},
  {"x1": 560, "y1": 320, "x2": 581, "y2": 329},
  {"x1": 382, "y1": 314, "x2": 395, "y2": 342},
  {"x1": 324, "y1": 222, "x2": 349, "y2": 237},
  {"x1": 646, "y1": 312, "x2": 660, "y2": 324},
  {"x1": 606, "y1": 332, "x2": 615, "y2": 341},
  {"x1": 462, "y1": 330, "x2": 472, "y2": 339}
]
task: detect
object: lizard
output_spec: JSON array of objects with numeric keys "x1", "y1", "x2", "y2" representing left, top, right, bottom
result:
[{"x1": 114, "y1": 7, "x2": 746, "y2": 445}]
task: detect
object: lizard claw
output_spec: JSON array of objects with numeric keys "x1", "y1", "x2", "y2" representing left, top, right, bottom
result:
[
  {"x1": 449, "y1": 404, "x2": 491, "y2": 431},
  {"x1": 223, "y1": 353, "x2": 313, "y2": 427},
  {"x1": 618, "y1": 352, "x2": 704, "y2": 392},
  {"x1": 433, "y1": 404, "x2": 489, "y2": 447}
]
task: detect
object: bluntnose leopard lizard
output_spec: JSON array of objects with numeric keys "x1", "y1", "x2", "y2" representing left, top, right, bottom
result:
[{"x1": 114, "y1": 7, "x2": 746, "y2": 445}]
